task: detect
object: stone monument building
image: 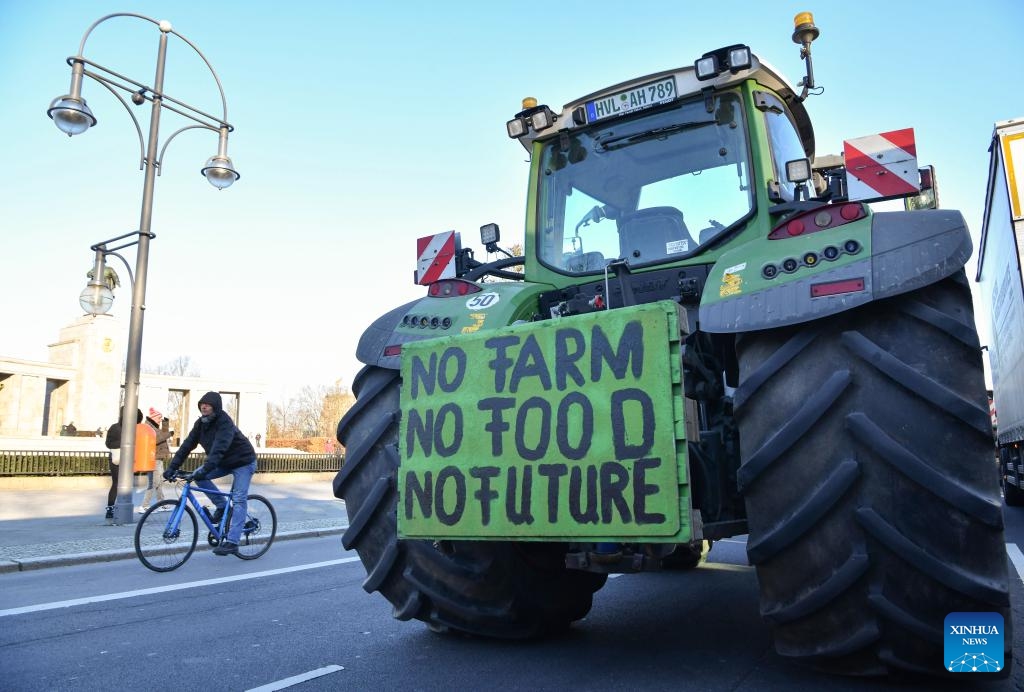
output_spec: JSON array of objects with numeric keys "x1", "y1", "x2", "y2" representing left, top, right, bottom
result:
[{"x1": 0, "y1": 314, "x2": 267, "y2": 447}]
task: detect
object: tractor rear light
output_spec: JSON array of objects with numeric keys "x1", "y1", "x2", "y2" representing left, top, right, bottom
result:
[
  {"x1": 840, "y1": 204, "x2": 861, "y2": 220},
  {"x1": 810, "y1": 278, "x2": 865, "y2": 298},
  {"x1": 427, "y1": 278, "x2": 481, "y2": 297},
  {"x1": 384, "y1": 345, "x2": 402, "y2": 357},
  {"x1": 769, "y1": 203, "x2": 866, "y2": 239}
]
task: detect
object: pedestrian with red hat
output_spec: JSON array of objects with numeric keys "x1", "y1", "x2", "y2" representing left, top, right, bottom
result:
[{"x1": 138, "y1": 407, "x2": 174, "y2": 513}]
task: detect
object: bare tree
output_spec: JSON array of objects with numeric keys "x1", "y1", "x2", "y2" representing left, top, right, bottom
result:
[
  {"x1": 267, "y1": 399, "x2": 302, "y2": 438},
  {"x1": 320, "y1": 380, "x2": 355, "y2": 439},
  {"x1": 480, "y1": 241, "x2": 523, "y2": 281},
  {"x1": 143, "y1": 356, "x2": 201, "y2": 377},
  {"x1": 266, "y1": 379, "x2": 354, "y2": 440},
  {"x1": 140, "y1": 356, "x2": 201, "y2": 444},
  {"x1": 294, "y1": 385, "x2": 328, "y2": 437}
]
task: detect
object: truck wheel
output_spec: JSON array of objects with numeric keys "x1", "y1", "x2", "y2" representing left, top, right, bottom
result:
[
  {"x1": 734, "y1": 272, "x2": 1011, "y2": 677},
  {"x1": 1003, "y1": 479, "x2": 1024, "y2": 507},
  {"x1": 334, "y1": 365, "x2": 606, "y2": 638},
  {"x1": 1000, "y1": 448, "x2": 1024, "y2": 507}
]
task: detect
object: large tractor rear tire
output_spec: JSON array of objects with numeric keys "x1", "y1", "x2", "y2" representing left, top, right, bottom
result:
[
  {"x1": 335, "y1": 365, "x2": 606, "y2": 638},
  {"x1": 734, "y1": 272, "x2": 1011, "y2": 677}
]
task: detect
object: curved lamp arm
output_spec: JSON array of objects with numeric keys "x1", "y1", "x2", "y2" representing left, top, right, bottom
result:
[
  {"x1": 104, "y1": 251, "x2": 136, "y2": 288},
  {"x1": 88, "y1": 76, "x2": 146, "y2": 169},
  {"x1": 157, "y1": 124, "x2": 219, "y2": 176},
  {"x1": 75, "y1": 12, "x2": 229, "y2": 125}
]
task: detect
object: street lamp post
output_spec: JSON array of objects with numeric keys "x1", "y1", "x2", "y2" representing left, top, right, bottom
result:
[{"x1": 49, "y1": 14, "x2": 240, "y2": 525}]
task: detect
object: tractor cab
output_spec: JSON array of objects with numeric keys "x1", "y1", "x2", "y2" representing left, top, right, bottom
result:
[{"x1": 507, "y1": 46, "x2": 815, "y2": 280}]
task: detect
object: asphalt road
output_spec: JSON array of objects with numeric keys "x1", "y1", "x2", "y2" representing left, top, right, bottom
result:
[{"x1": 3, "y1": 526, "x2": 1023, "y2": 691}]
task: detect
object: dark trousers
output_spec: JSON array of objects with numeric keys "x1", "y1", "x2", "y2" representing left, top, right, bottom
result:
[{"x1": 107, "y1": 458, "x2": 119, "y2": 507}]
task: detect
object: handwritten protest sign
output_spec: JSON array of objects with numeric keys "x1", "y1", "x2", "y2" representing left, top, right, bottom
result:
[{"x1": 398, "y1": 301, "x2": 691, "y2": 542}]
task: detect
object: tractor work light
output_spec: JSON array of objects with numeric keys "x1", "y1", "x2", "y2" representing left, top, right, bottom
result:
[
  {"x1": 480, "y1": 223, "x2": 500, "y2": 245},
  {"x1": 529, "y1": 106, "x2": 555, "y2": 132},
  {"x1": 507, "y1": 101, "x2": 555, "y2": 138},
  {"x1": 507, "y1": 117, "x2": 528, "y2": 138},
  {"x1": 695, "y1": 45, "x2": 752, "y2": 80},
  {"x1": 727, "y1": 47, "x2": 752, "y2": 72},
  {"x1": 785, "y1": 158, "x2": 812, "y2": 183},
  {"x1": 695, "y1": 56, "x2": 720, "y2": 80}
]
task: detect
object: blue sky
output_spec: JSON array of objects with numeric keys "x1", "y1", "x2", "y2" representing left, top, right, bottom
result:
[{"x1": 1, "y1": 1, "x2": 1021, "y2": 399}]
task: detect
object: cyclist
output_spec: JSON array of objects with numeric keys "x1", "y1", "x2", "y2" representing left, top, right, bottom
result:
[{"x1": 164, "y1": 391, "x2": 257, "y2": 556}]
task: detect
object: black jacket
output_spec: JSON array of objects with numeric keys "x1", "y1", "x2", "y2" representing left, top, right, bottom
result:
[
  {"x1": 169, "y1": 392, "x2": 255, "y2": 475},
  {"x1": 104, "y1": 408, "x2": 143, "y2": 463}
]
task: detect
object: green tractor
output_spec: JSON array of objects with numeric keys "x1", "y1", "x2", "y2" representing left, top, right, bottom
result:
[{"x1": 336, "y1": 13, "x2": 1010, "y2": 677}]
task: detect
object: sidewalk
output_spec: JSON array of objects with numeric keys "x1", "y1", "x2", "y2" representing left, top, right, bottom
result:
[{"x1": 0, "y1": 473, "x2": 348, "y2": 573}]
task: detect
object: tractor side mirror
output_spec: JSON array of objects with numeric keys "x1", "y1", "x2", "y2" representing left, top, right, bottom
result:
[{"x1": 904, "y1": 165, "x2": 939, "y2": 210}]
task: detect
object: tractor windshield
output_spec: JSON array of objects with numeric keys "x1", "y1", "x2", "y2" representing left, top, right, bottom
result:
[{"x1": 536, "y1": 92, "x2": 753, "y2": 273}]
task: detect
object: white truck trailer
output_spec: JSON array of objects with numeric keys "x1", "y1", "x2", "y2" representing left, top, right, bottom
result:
[{"x1": 976, "y1": 117, "x2": 1024, "y2": 504}]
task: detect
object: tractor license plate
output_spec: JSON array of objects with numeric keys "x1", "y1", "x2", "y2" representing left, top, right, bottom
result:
[
  {"x1": 585, "y1": 76, "x2": 677, "y2": 123},
  {"x1": 397, "y1": 301, "x2": 692, "y2": 543}
]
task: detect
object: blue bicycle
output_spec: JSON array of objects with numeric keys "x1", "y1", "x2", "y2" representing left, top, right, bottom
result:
[{"x1": 134, "y1": 473, "x2": 277, "y2": 572}]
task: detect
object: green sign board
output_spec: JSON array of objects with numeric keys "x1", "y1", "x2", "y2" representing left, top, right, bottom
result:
[{"x1": 398, "y1": 301, "x2": 691, "y2": 542}]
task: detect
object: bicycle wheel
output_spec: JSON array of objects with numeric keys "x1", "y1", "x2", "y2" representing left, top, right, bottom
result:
[
  {"x1": 235, "y1": 494, "x2": 277, "y2": 560},
  {"x1": 134, "y1": 500, "x2": 198, "y2": 572}
]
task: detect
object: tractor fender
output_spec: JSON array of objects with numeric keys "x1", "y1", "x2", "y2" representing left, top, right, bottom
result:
[
  {"x1": 698, "y1": 209, "x2": 972, "y2": 333},
  {"x1": 355, "y1": 282, "x2": 551, "y2": 369}
]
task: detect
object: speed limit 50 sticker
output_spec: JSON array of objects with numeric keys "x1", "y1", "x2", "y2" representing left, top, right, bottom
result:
[{"x1": 466, "y1": 292, "x2": 500, "y2": 310}]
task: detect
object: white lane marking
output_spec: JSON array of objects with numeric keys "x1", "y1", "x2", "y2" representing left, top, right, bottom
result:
[
  {"x1": 1006, "y1": 543, "x2": 1024, "y2": 584},
  {"x1": 246, "y1": 665, "x2": 345, "y2": 691},
  {"x1": 0, "y1": 557, "x2": 361, "y2": 618},
  {"x1": 6, "y1": 542, "x2": 1023, "y2": 618}
]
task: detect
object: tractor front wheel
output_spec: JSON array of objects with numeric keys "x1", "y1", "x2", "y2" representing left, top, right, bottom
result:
[{"x1": 334, "y1": 365, "x2": 606, "y2": 638}]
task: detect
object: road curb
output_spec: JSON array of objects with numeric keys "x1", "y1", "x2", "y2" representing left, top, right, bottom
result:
[{"x1": 0, "y1": 526, "x2": 346, "y2": 574}]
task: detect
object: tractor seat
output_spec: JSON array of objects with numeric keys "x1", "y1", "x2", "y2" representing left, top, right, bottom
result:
[
  {"x1": 618, "y1": 207, "x2": 691, "y2": 262},
  {"x1": 564, "y1": 251, "x2": 607, "y2": 273}
]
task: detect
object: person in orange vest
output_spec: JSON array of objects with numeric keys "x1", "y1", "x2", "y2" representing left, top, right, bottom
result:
[
  {"x1": 137, "y1": 408, "x2": 174, "y2": 513},
  {"x1": 102, "y1": 407, "x2": 143, "y2": 525}
]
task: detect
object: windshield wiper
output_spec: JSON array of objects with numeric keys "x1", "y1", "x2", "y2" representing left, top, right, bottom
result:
[{"x1": 595, "y1": 119, "x2": 717, "y2": 151}]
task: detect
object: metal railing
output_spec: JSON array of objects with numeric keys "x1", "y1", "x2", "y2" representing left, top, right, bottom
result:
[{"x1": 0, "y1": 450, "x2": 342, "y2": 476}]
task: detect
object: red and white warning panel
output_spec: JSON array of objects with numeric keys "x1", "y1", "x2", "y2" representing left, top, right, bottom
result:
[
  {"x1": 844, "y1": 128, "x2": 920, "y2": 201},
  {"x1": 416, "y1": 231, "x2": 460, "y2": 285}
]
